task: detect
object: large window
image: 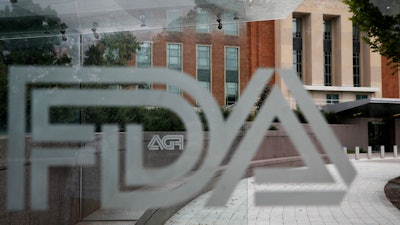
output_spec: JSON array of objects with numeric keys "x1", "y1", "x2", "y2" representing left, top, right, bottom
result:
[
  {"x1": 324, "y1": 19, "x2": 332, "y2": 86},
  {"x1": 196, "y1": 9, "x2": 210, "y2": 33},
  {"x1": 167, "y1": 43, "x2": 182, "y2": 94},
  {"x1": 167, "y1": 9, "x2": 182, "y2": 32},
  {"x1": 326, "y1": 94, "x2": 339, "y2": 104},
  {"x1": 293, "y1": 17, "x2": 303, "y2": 80},
  {"x1": 136, "y1": 42, "x2": 152, "y2": 68},
  {"x1": 356, "y1": 94, "x2": 368, "y2": 100},
  {"x1": 224, "y1": 12, "x2": 238, "y2": 36},
  {"x1": 353, "y1": 24, "x2": 361, "y2": 87},
  {"x1": 225, "y1": 47, "x2": 239, "y2": 105},
  {"x1": 197, "y1": 45, "x2": 211, "y2": 91},
  {"x1": 136, "y1": 42, "x2": 152, "y2": 89}
]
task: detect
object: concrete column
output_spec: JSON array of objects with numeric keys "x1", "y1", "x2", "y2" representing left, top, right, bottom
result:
[
  {"x1": 355, "y1": 146, "x2": 360, "y2": 160},
  {"x1": 361, "y1": 38, "x2": 382, "y2": 97},
  {"x1": 394, "y1": 145, "x2": 398, "y2": 158},
  {"x1": 343, "y1": 146, "x2": 347, "y2": 154},
  {"x1": 334, "y1": 15, "x2": 353, "y2": 87},
  {"x1": 395, "y1": 119, "x2": 400, "y2": 147},
  {"x1": 367, "y1": 146, "x2": 372, "y2": 159},
  {"x1": 274, "y1": 17, "x2": 292, "y2": 100},
  {"x1": 305, "y1": 13, "x2": 324, "y2": 86},
  {"x1": 380, "y1": 145, "x2": 385, "y2": 159}
]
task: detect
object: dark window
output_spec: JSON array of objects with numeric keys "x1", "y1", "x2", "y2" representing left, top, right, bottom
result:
[
  {"x1": 225, "y1": 47, "x2": 239, "y2": 105},
  {"x1": 324, "y1": 20, "x2": 332, "y2": 86},
  {"x1": 293, "y1": 17, "x2": 303, "y2": 80},
  {"x1": 197, "y1": 45, "x2": 211, "y2": 91},
  {"x1": 353, "y1": 24, "x2": 361, "y2": 87},
  {"x1": 326, "y1": 94, "x2": 339, "y2": 104}
]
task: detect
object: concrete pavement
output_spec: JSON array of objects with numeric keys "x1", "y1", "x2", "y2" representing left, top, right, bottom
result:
[{"x1": 165, "y1": 158, "x2": 400, "y2": 225}]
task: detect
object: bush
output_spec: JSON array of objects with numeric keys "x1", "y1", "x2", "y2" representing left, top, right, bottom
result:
[{"x1": 51, "y1": 106, "x2": 185, "y2": 132}]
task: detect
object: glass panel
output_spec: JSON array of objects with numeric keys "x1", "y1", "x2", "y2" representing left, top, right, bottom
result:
[
  {"x1": 167, "y1": 9, "x2": 182, "y2": 32},
  {"x1": 136, "y1": 42, "x2": 152, "y2": 68},
  {"x1": 3, "y1": 1, "x2": 392, "y2": 225},
  {"x1": 224, "y1": 12, "x2": 239, "y2": 36},
  {"x1": 196, "y1": 8, "x2": 210, "y2": 33}
]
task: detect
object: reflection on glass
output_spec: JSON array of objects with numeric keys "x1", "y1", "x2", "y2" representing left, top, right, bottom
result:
[
  {"x1": 225, "y1": 47, "x2": 239, "y2": 105},
  {"x1": 197, "y1": 45, "x2": 211, "y2": 92}
]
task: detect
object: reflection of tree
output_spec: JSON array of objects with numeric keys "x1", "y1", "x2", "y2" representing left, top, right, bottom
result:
[
  {"x1": 344, "y1": 0, "x2": 400, "y2": 69},
  {"x1": 0, "y1": 0, "x2": 72, "y2": 132},
  {"x1": 84, "y1": 32, "x2": 141, "y2": 66}
]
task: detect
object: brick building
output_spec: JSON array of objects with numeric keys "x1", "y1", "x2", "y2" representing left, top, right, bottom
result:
[
  {"x1": 126, "y1": 7, "x2": 260, "y2": 106},
  {"x1": 125, "y1": 0, "x2": 399, "y2": 108}
]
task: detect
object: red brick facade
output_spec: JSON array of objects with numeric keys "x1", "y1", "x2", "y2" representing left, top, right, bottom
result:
[
  {"x1": 132, "y1": 25, "x2": 250, "y2": 105},
  {"x1": 381, "y1": 56, "x2": 399, "y2": 98},
  {"x1": 247, "y1": 21, "x2": 275, "y2": 78},
  {"x1": 128, "y1": 17, "x2": 276, "y2": 106}
]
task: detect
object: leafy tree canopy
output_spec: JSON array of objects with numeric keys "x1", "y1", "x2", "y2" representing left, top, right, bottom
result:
[
  {"x1": 84, "y1": 32, "x2": 141, "y2": 66},
  {"x1": 0, "y1": 0, "x2": 71, "y2": 131},
  {"x1": 343, "y1": 0, "x2": 400, "y2": 67},
  {"x1": 0, "y1": 0, "x2": 70, "y2": 65}
]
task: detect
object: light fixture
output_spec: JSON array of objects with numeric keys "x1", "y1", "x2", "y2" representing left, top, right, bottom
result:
[
  {"x1": 59, "y1": 23, "x2": 67, "y2": 41},
  {"x1": 140, "y1": 15, "x2": 146, "y2": 27},
  {"x1": 216, "y1": 13, "x2": 222, "y2": 30},
  {"x1": 233, "y1": 11, "x2": 239, "y2": 20},
  {"x1": 91, "y1": 22, "x2": 99, "y2": 39}
]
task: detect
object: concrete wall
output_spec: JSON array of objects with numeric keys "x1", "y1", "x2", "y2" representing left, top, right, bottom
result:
[
  {"x1": 0, "y1": 123, "x2": 364, "y2": 224},
  {"x1": 277, "y1": 0, "x2": 382, "y2": 105}
]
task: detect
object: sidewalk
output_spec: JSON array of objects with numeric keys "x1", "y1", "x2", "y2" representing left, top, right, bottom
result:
[{"x1": 165, "y1": 158, "x2": 400, "y2": 225}]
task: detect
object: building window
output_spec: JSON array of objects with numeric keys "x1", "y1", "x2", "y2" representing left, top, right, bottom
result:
[
  {"x1": 167, "y1": 43, "x2": 182, "y2": 94},
  {"x1": 167, "y1": 9, "x2": 182, "y2": 32},
  {"x1": 136, "y1": 42, "x2": 152, "y2": 68},
  {"x1": 225, "y1": 47, "x2": 239, "y2": 105},
  {"x1": 196, "y1": 9, "x2": 210, "y2": 33},
  {"x1": 136, "y1": 42, "x2": 152, "y2": 89},
  {"x1": 224, "y1": 12, "x2": 238, "y2": 36},
  {"x1": 293, "y1": 17, "x2": 303, "y2": 80},
  {"x1": 197, "y1": 45, "x2": 211, "y2": 91},
  {"x1": 324, "y1": 19, "x2": 332, "y2": 86},
  {"x1": 326, "y1": 94, "x2": 339, "y2": 105},
  {"x1": 356, "y1": 94, "x2": 368, "y2": 100},
  {"x1": 353, "y1": 24, "x2": 361, "y2": 87}
]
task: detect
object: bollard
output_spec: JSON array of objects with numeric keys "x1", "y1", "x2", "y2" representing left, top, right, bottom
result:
[
  {"x1": 380, "y1": 145, "x2": 385, "y2": 159},
  {"x1": 394, "y1": 145, "x2": 398, "y2": 158},
  {"x1": 355, "y1": 146, "x2": 360, "y2": 160},
  {"x1": 368, "y1": 146, "x2": 372, "y2": 159},
  {"x1": 343, "y1": 147, "x2": 347, "y2": 154}
]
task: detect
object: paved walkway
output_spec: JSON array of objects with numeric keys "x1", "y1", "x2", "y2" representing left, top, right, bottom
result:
[{"x1": 165, "y1": 158, "x2": 400, "y2": 225}]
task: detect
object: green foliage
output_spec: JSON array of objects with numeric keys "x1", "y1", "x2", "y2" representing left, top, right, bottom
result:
[
  {"x1": 51, "y1": 107, "x2": 185, "y2": 132},
  {"x1": 0, "y1": 1, "x2": 71, "y2": 132},
  {"x1": 343, "y1": 0, "x2": 400, "y2": 69},
  {"x1": 323, "y1": 111, "x2": 343, "y2": 124},
  {"x1": 293, "y1": 109, "x2": 342, "y2": 124},
  {"x1": 83, "y1": 44, "x2": 105, "y2": 66},
  {"x1": 0, "y1": 0, "x2": 60, "y2": 37},
  {"x1": 293, "y1": 109, "x2": 307, "y2": 123},
  {"x1": 221, "y1": 108, "x2": 231, "y2": 120},
  {"x1": 84, "y1": 32, "x2": 141, "y2": 66},
  {"x1": 197, "y1": 110, "x2": 209, "y2": 131},
  {"x1": 255, "y1": 85, "x2": 271, "y2": 112}
]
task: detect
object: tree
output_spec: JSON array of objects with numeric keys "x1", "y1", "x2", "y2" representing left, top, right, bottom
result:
[
  {"x1": 0, "y1": 0, "x2": 72, "y2": 132},
  {"x1": 343, "y1": 0, "x2": 400, "y2": 69},
  {"x1": 84, "y1": 32, "x2": 141, "y2": 66}
]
